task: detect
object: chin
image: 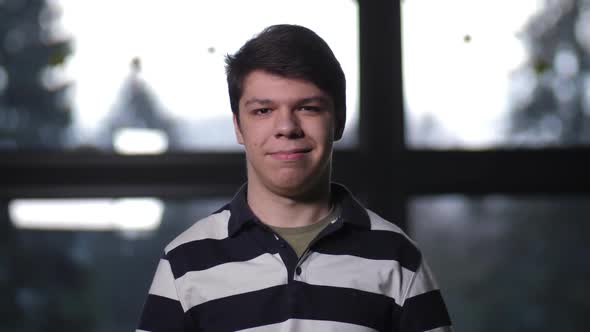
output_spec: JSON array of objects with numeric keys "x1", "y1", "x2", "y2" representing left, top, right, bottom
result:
[
  {"x1": 270, "y1": 178, "x2": 309, "y2": 196},
  {"x1": 268, "y1": 172, "x2": 326, "y2": 198}
]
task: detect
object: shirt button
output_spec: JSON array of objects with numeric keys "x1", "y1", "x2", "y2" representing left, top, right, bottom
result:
[
  {"x1": 296, "y1": 266, "x2": 302, "y2": 275},
  {"x1": 280, "y1": 242, "x2": 286, "y2": 248}
]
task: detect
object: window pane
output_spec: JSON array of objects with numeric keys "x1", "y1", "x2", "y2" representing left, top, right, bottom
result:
[
  {"x1": 409, "y1": 195, "x2": 590, "y2": 332},
  {"x1": 0, "y1": 0, "x2": 358, "y2": 152},
  {"x1": 1, "y1": 197, "x2": 229, "y2": 332},
  {"x1": 403, "y1": 0, "x2": 590, "y2": 148}
]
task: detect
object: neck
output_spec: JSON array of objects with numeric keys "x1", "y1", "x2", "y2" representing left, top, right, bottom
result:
[{"x1": 246, "y1": 175, "x2": 332, "y2": 228}]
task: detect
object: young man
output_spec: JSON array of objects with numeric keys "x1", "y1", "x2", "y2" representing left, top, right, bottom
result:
[{"x1": 137, "y1": 25, "x2": 452, "y2": 332}]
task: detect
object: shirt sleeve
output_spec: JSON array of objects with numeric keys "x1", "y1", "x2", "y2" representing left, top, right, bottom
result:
[
  {"x1": 398, "y1": 258, "x2": 453, "y2": 332},
  {"x1": 137, "y1": 256, "x2": 195, "y2": 332}
]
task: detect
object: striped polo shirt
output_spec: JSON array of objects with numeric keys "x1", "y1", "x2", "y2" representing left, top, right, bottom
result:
[{"x1": 137, "y1": 183, "x2": 452, "y2": 332}]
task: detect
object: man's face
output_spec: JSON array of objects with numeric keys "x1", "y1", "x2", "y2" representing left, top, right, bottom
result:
[{"x1": 234, "y1": 70, "x2": 336, "y2": 197}]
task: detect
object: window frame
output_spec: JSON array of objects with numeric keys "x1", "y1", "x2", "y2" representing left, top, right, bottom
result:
[{"x1": 1, "y1": 0, "x2": 589, "y2": 231}]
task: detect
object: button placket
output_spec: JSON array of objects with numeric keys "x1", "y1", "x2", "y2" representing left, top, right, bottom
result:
[
  {"x1": 294, "y1": 256, "x2": 310, "y2": 281},
  {"x1": 268, "y1": 231, "x2": 299, "y2": 281}
]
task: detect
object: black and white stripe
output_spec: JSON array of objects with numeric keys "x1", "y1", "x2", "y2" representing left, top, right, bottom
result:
[{"x1": 137, "y1": 184, "x2": 452, "y2": 332}]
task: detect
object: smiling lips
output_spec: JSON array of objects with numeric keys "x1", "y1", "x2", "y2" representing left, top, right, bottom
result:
[{"x1": 269, "y1": 148, "x2": 312, "y2": 161}]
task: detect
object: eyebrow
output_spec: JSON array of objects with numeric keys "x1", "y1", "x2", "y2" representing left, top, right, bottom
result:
[
  {"x1": 297, "y1": 96, "x2": 331, "y2": 106},
  {"x1": 243, "y1": 95, "x2": 331, "y2": 107},
  {"x1": 244, "y1": 98, "x2": 273, "y2": 107}
]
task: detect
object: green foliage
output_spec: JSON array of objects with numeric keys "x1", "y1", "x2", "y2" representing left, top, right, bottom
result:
[
  {"x1": 532, "y1": 58, "x2": 550, "y2": 75},
  {"x1": 0, "y1": 0, "x2": 73, "y2": 148},
  {"x1": 510, "y1": 0, "x2": 590, "y2": 145}
]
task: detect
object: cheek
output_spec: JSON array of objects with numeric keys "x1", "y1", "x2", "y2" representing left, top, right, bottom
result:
[
  {"x1": 242, "y1": 130, "x2": 264, "y2": 149},
  {"x1": 311, "y1": 118, "x2": 336, "y2": 142}
]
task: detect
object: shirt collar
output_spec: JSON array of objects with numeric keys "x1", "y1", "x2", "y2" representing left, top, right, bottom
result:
[{"x1": 226, "y1": 182, "x2": 370, "y2": 237}]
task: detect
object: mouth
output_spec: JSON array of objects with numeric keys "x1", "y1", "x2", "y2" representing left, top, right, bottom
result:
[{"x1": 268, "y1": 148, "x2": 312, "y2": 161}]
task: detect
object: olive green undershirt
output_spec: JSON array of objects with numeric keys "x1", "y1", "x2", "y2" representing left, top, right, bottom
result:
[{"x1": 269, "y1": 204, "x2": 341, "y2": 258}]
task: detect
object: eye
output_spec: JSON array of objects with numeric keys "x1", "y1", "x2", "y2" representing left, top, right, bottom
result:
[
  {"x1": 254, "y1": 108, "x2": 272, "y2": 115},
  {"x1": 300, "y1": 106, "x2": 321, "y2": 112}
]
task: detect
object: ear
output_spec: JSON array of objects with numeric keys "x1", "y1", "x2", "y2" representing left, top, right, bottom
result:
[{"x1": 233, "y1": 113, "x2": 244, "y2": 145}]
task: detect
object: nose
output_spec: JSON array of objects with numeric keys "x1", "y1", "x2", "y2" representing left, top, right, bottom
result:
[{"x1": 274, "y1": 109, "x2": 303, "y2": 139}]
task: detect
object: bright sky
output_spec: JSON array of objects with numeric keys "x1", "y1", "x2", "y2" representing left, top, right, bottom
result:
[
  {"x1": 14, "y1": 1, "x2": 546, "y2": 230},
  {"x1": 56, "y1": 0, "x2": 359, "y2": 141},
  {"x1": 402, "y1": 0, "x2": 541, "y2": 147},
  {"x1": 54, "y1": 0, "x2": 542, "y2": 148}
]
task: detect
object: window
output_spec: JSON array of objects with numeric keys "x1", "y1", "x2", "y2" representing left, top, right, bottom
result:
[
  {"x1": 410, "y1": 195, "x2": 590, "y2": 331},
  {"x1": 3, "y1": 198, "x2": 228, "y2": 331},
  {"x1": 403, "y1": 0, "x2": 590, "y2": 148},
  {"x1": 2, "y1": 1, "x2": 589, "y2": 331},
  {"x1": 1, "y1": 0, "x2": 359, "y2": 152}
]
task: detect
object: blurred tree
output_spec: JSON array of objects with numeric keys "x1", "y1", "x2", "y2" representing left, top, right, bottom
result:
[
  {"x1": 411, "y1": 196, "x2": 590, "y2": 332},
  {"x1": 0, "y1": 0, "x2": 72, "y2": 149},
  {"x1": 96, "y1": 57, "x2": 180, "y2": 152},
  {"x1": 0, "y1": 201, "x2": 23, "y2": 332},
  {"x1": 0, "y1": 206, "x2": 98, "y2": 331},
  {"x1": 510, "y1": 0, "x2": 590, "y2": 145}
]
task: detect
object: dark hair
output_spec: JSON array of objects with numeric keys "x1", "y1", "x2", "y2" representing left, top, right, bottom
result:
[{"x1": 225, "y1": 24, "x2": 346, "y2": 139}]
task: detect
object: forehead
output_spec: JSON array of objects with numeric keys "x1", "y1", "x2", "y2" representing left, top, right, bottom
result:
[{"x1": 239, "y1": 70, "x2": 331, "y2": 105}]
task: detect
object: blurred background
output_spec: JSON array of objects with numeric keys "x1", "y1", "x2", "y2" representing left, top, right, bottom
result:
[{"x1": 0, "y1": 0, "x2": 589, "y2": 331}]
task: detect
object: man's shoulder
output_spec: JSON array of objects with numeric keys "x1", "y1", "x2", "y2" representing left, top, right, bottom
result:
[
  {"x1": 365, "y1": 208, "x2": 404, "y2": 233},
  {"x1": 164, "y1": 207, "x2": 232, "y2": 255},
  {"x1": 365, "y1": 209, "x2": 413, "y2": 239},
  {"x1": 362, "y1": 208, "x2": 421, "y2": 254}
]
